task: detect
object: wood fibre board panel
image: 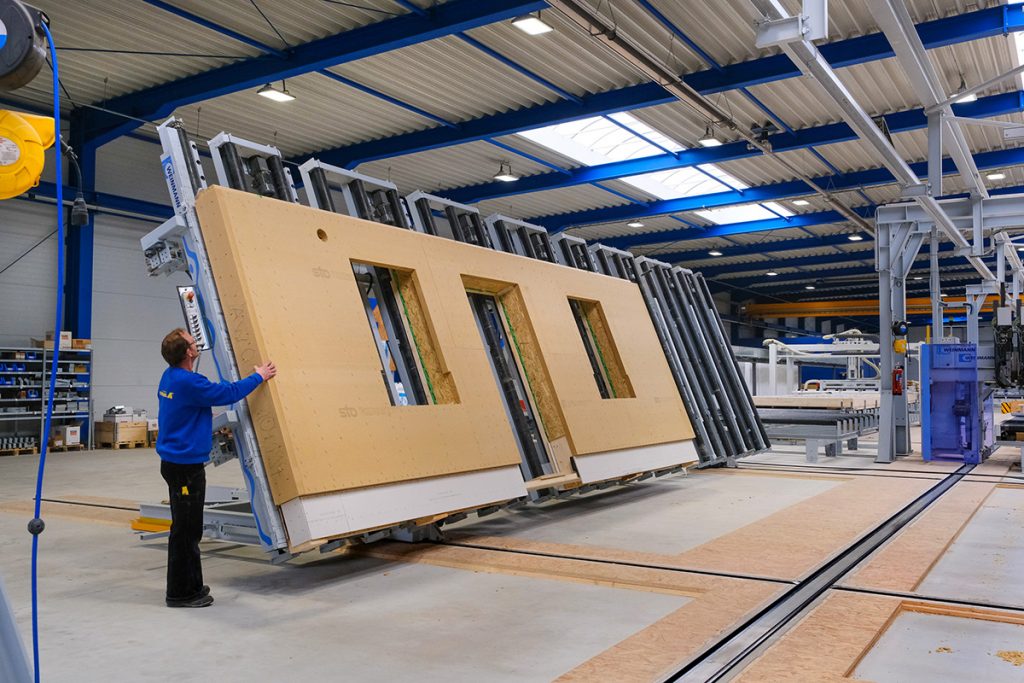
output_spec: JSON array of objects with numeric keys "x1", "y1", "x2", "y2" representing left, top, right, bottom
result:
[{"x1": 195, "y1": 188, "x2": 692, "y2": 504}]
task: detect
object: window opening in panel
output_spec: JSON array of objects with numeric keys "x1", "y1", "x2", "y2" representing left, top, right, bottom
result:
[
  {"x1": 351, "y1": 262, "x2": 430, "y2": 406},
  {"x1": 467, "y1": 292, "x2": 553, "y2": 480},
  {"x1": 568, "y1": 298, "x2": 636, "y2": 399}
]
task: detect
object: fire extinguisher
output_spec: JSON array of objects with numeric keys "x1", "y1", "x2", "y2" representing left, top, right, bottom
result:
[{"x1": 893, "y1": 364, "x2": 904, "y2": 396}]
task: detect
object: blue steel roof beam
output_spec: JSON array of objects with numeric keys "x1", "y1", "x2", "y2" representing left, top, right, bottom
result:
[
  {"x1": 719, "y1": 254, "x2": 984, "y2": 291},
  {"x1": 599, "y1": 207, "x2": 874, "y2": 249},
  {"x1": 764, "y1": 272, "x2": 974, "y2": 298},
  {"x1": 29, "y1": 181, "x2": 171, "y2": 220},
  {"x1": 532, "y1": 148, "x2": 1024, "y2": 229},
  {"x1": 81, "y1": 0, "x2": 547, "y2": 145},
  {"x1": 647, "y1": 232, "x2": 869, "y2": 263},
  {"x1": 319, "y1": 5, "x2": 1024, "y2": 167},
  {"x1": 444, "y1": 91, "x2": 1024, "y2": 204},
  {"x1": 603, "y1": 181, "x2": 1024, "y2": 250},
  {"x1": 143, "y1": 0, "x2": 464, "y2": 132},
  {"x1": 696, "y1": 244, "x2": 958, "y2": 279}
]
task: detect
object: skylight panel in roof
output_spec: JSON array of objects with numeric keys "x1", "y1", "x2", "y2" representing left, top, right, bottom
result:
[
  {"x1": 518, "y1": 115, "x2": 666, "y2": 165},
  {"x1": 518, "y1": 115, "x2": 793, "y2": 222},
  {"x1": 622, "y1": 168, "x2": 730, "y2": 199},
  {"x1": 607, "y1": 112, "x2": 685, "y2": 153},
  {"x1": 696, "y1": 202, "x2": 793, "y2": 225}
]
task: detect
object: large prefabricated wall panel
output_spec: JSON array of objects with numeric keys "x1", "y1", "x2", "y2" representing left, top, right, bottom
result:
[{"x1": 195, "y1": 188, "x2": 694, "y2": 529}]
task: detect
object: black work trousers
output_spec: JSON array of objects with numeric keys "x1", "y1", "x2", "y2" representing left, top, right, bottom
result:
[{"x1": 160, "y1": 460, "x2": 207, "y2": 602}]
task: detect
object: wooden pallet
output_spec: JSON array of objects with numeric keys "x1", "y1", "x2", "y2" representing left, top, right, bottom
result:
[
  {"x1": 48, "y1": 443, "x2": 86, "y2": 452},
  {"x1": 0, "y1": 447, "x2": 39, "y2": 456},
  {"x1": 97, "y1": 439, "x2": 147, "y2": 450}
]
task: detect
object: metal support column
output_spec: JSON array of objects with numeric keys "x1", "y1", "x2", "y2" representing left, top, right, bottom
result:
[
  {"x1": 930, "y1": 227, "x2": 941, "y2": 336},
  {"x1": 66, "y1": 111, "x2": 96, "y2": 338},
  {"x1": 878, "y1": 222, "x2": 897, "y2": 463},
  {"x1": 927, "y1": 112, "x2": 942, "y2": 196}
]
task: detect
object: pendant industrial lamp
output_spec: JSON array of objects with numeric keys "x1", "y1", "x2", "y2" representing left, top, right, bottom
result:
[
  {"x1": 257, "y1": 80, "x2": 295, "y2": 102},
  {"x1": 698, "y1": 125, "x2": 722, "y2": 147},
  {"x1": 493, "y1": 161, "x2": 519, "y2": 182}
]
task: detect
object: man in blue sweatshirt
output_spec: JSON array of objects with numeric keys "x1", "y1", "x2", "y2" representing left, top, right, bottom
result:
[{"x1": 156, "y1": 328, "x2": 276, "y2": 608}]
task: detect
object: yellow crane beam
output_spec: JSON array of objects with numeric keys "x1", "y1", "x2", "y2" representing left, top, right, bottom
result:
[{"x1": 743, "y1": 294, "x2": 1014, "y2": 319}]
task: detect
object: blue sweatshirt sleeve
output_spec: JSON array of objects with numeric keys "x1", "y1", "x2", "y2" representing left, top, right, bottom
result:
[{"x1": 182, "y1": 372, "x2": 263, "y2": 408}]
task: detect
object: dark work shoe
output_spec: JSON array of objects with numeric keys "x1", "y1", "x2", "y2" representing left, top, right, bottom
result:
[
  {"x1": 200, "y1": 585, "x2": 210, "y2": 598},
  {"x1": 166, "y1": 594, "x2": 214, "y2": 608}
]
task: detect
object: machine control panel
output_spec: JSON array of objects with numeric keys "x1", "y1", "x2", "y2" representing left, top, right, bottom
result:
[
  {"x1": 930, "y1": 344, "x2": 976, "y2": 369},
  {"x1": 177, "y1": 286, "x2": 211, "y2": 351}
]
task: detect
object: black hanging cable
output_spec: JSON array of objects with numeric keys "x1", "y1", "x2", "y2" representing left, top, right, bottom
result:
[
  {"x1": 56, "y1": 46, "x2": 249, "y2": 59},
  {"x1": 248, "y1": 0, "x2": 291, "y2": 49},
  {"x1": 0, "y1": 229, "x2": 58, "y2": 278},
  {"x1": 319, "y1": 0, "x2": 401, "y2": 15}
]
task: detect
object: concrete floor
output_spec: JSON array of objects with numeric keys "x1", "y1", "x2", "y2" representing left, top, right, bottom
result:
[
  {"x1": 917, "y1": 486, "x2": 1024, "y2": 608},
  {"x1": 2, "y1": 444, "x2": 1023, "y2": 682},
  {"x1": 852, "y1": 610, "x2": 1024, "y2": 682}
]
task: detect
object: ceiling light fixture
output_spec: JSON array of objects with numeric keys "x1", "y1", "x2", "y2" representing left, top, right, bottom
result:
[
  {"x1": 708, "y1": 249, "x2": 724, "y2": 257},
  {"x1": 512, "y1": 12, "x2": 553, "y2": 35},
  {"x1": 792, "y1": 199, "x2": 810, "y2": 206},
  {"x1": 627, "y1": 221, "x2": 645, "y2": 228},
  {"x1": 847, "y1": 234, "x2": 864, "y2": 241},
  {"x1": 257, "y1": 80, "x2": 295, "y2": 102},
  {"x1": 805, "y1": 285, "x2": 816, "y2": 290},
  {"x1": 698, "y1": 125, "x2": 722, "y2": 147},
  {"x1": 987, "y1": 172, "x2": 1006, "y2": 181},
  {"x1": 913, "y1": 276, "x2": 923, "y2": 280},
  {"x1": 954, "y1": 75, "x2": 976, "y2": 104},
  {"x1": 766, "y1": 271, "x2": 778, "y2": 276},
  {"x1": 493, "y1": 161, "x2": 520, "y2": 182}
]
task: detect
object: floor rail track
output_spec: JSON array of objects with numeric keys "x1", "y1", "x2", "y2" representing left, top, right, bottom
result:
[{"x1": 663, "y1": 463, "x2": 975, "y2": 682}]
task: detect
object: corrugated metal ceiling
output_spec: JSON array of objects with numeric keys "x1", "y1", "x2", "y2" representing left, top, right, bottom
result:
[{"x1": 3, "y1": 0, "x2": 1022, "y2": 300}]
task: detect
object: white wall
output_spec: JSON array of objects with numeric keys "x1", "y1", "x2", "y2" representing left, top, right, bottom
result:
[
  {"x1": 95, "y1": 136, "x2": 170, "y2": 205},
  {"x1": 0, "y1": 201, "x2": 59, "y2": 347},
  {"x1": 91, "y1": 214, "x2": 199, "y2": 420}
]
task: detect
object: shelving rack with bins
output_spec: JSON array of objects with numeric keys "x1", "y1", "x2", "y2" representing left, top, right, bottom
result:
[{"x1": 0, "y1": 345, "x2": 93, "y2": 452}]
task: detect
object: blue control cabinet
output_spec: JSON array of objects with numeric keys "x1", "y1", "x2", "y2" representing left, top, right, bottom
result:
[{"x1": 921, "y1": 343, "x2": 993, "y2": 463}]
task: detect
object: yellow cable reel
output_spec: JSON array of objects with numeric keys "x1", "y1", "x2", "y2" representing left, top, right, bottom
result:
[{"x1": 0, "y1": 109, "x2": 55, "y2": 200}]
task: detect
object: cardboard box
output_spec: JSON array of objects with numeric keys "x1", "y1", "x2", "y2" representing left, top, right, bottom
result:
[
  {"x1": 45, "y1": 331, "x2": 72, "y2": 349},
  {"x1": 71, "y1": 338, "x2": 92, "y2": 350},
  {"x1": 147, "y1": 418, "x2": 159, "y2": 431},
  {"x1": 51, "y1": 425, "x2": 80, "y2": 446}
]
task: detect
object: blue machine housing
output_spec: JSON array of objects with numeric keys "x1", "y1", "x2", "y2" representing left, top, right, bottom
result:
[{"x1": 921, "y1": 343, "x2": 993, "y2": 463}]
